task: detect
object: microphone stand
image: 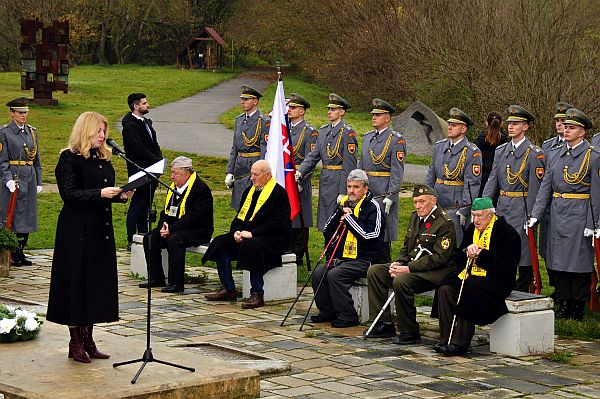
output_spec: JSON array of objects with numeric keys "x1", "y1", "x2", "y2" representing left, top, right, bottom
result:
[{"x1": 110, "y1": 147, "x2": 195, "y2": 383}]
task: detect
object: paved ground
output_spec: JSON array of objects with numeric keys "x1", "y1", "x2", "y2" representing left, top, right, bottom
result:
[{"x1": 2, "y1": 251, "x2": 599, "y2": 399}]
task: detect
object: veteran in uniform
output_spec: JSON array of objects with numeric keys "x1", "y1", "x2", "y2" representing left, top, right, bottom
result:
[
  {"x1": 297, "y1": 93, "x2": 358, "y2": 231},
  {"x1": 359, "y1": 98, "x2": 405, "y2": 262},
  {"x1": 287, "y1": 93, "x2": 318, "y2": 265},
  {"x1": 365, "y1": 185, "x2": 456, "y2": 344},
  {"x1": 225, "y1": 86, "x2": 270, "y2": 210},
  {"x1": 426, "y1": 108, "x2": 481, "y2": 246},
  {"x1": 530, "y1": 109, "x2": 600, "y2": 320},
  {"x1": 483, "y1": 105, "x2": 545, "y2": 292},
  {"x1": 0, "y1": 98, "x2": 42, "y2": 266}
]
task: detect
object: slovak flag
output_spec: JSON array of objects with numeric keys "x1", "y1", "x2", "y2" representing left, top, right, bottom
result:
[{"x1": 265, "y1": 79, "x2": 301, "y2": 220}]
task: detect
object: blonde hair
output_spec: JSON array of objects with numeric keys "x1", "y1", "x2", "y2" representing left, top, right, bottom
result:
[{"x1": 64, "y1": 111, "x2": 112, "y2": 160}]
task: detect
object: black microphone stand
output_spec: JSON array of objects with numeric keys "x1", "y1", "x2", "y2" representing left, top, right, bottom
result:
[{"x1": 110, "y1": 147, "x2": 195, "y2": 383}]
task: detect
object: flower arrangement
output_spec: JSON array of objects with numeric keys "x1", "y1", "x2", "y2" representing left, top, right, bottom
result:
[{"x1": 0, "y1": 304, "x2": 43, "y2": 343}]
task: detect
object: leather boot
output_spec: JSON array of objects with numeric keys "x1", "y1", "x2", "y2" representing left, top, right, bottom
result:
[
  {"x1": 68, "y1": 326, "x2": 91, "y2": 363},
  {"x1": 570, "y1": 300, "x2": 586, "y2": 321},
  {"x1": 241, "y1": 293, "x2": 264, "y2": 309},
  {"x1": 81, "y1": 325, "x2": 110, "y2": 359},
  {"x1": 555, "y1": 300, "x2": 570, "y2": 319}
]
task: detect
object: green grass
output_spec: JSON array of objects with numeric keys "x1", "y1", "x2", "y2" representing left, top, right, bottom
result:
[{"x1": 542, "y1": 349, "x2": 574, "y2": 364}]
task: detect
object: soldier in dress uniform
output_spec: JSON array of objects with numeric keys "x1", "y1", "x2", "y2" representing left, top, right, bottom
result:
[
  {"x1": 425, "y1": 108, "x2": 481, "y2": 247},
  {"x1": 0, "y1": 98, "x2": 42, "y2": 266},
  {"x1": 296, "y1": 93, "x2": 358, "y2": 231},
  {"x1": 225, "y1": 86, "x2": 270, "y2": 210},
  {"x1": 530, "y1": 109, "x2": 600, "y2": 320},
  {"x1": 483, "y1": 105, "x2": 545, "y2": 292},
  {"x1": 359, "y1": 98, "x2": 405, "y2": 262},
  {"x1": 287, "y1": 93, "x2": 318, "y2": 266}
]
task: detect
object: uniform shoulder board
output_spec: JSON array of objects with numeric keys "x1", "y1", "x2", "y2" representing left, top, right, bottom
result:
[
  {"x1": 593, "y1": 132, "x2": 600, "y2": 139},
  {"x1": 542, "y1": 137, "x2": 554, "y2": 144},
  {"x1": 343, "y1": 122, "x2": 354, "y2": 130},
  {"x1": 27, "y1": 124, "x2": 37, "y2": 131},
  {"x1": 466, "y1": 142, "x2": 478, "y2": 151},
  {"x1": 236, "y1": 113, "x2": 244, "y2": 119},
  {"x1": 529, "y1": 144, "x2": 542, "y2": 153},
  {"x1": 260, "y1": 114, "x2": 271, "y2": 122},
  {"x1": 1, "y1": 124, "x2": 8, "y2": 129},
  {"x1": 590, "y1": 145, "x2": 600, "y2": 155},
  {"x1": 320, "y1": 123, "x2": 329, "y2": 129},
  {"x1": 496, "y1": 142, "x2": 509, "y2": 150},
  {"x1": 435, "y1": 138, "x2": 448, "y2": 145},
  {"x1": 440, "y1": 211, "x2": 453, "y2": 223}
]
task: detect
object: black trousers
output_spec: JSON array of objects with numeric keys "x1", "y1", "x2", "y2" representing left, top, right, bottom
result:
[
  {"x1": 436, "y1": 284, "x2": 475, "y2": 348},
  {"x1": 143, "y1": 229, "x2": 192, "y2": 288},
  {"x1": 551, "y1": 270, "x2": 590, "y2": 301},
  {"x1": 127, "y1": 184, "x2": 156, "y2": 243},
  {"x1": 291, "y1": 227, "x2": 309, "y2": 263},
  {"x1": 514, "y1": 265, "x2": 533, "y2": 292}
]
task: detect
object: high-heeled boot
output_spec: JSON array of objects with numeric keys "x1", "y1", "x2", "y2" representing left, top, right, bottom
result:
[
  {"x1": 81, "y1": 325, "x2": 110, "y2": 359},
  {"x1": 68, "y1": 326, "x2": 91, "y2": 363}
]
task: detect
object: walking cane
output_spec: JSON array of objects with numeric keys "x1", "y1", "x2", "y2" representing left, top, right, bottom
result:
[
  {"x1": 280, "y1": 220, "x2": 344, "y2": 326},
  {"x1": 447, "y1": 257, "x2": 475, "y2": 345},
  {"x1": 364, "y1": 244, "x2": 432, "y2": 339}
]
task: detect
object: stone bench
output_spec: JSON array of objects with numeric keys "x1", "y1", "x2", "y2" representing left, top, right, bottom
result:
[{"x1": 130, "y1": 234, "x2": 297, "y2": 301}]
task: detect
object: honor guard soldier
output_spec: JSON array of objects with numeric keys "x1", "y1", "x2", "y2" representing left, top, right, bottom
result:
[
  {"x1": 483, "y1": 105, "x2": 545, "y2": 292},
  {"x1": 359, "y1": 98, "x2": 406, "y2": 262},
  {"x1": 287, "y1": 93, "x2": 318, "y2": 265},
  {"x1": 225, "y1": 85, "x2": 270, "y2": 210},
  {"x1": 296, "y1": 93, "x2": 358, "y2": 231},
  {"x1": 0, "y1": 98, "x2": 42, "y2": 266},
  {"x1": 530, "y1": 109, "x2": 600, "y2": 320},
  {"x1": 425, "y1": 108, "x2": 481, "y2": 246}
]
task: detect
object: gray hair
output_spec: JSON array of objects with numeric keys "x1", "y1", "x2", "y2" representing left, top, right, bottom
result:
[
  {"x1": 253, "y1": 159, "x2": 272, "y2": 173},
  {"x1": 347, "y1": 169, "x2": 369, "y2": 185},
  {"x1": 171, "y1": 156, "x2": 194, "y2": 172}
]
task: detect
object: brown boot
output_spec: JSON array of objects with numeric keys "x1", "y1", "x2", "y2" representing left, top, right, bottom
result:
[
  {"x1": 241, "y1": 293, "x2": 264, "y2": 309},
  {"x1": 68, "y1": 326, "x2": 91, "y2": 363},
  {"x1": 81, "y1": 325, "x2": 110, "y2": 359},
  {"x1": 204, "y1": 288, "x2": 237, "y2": 301}
]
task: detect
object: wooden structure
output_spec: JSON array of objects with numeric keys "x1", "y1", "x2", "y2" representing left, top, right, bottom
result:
[
  {"x1": 20, "y1": 18, "x2": 69, "y2": 106},
  {"x1": 176, "y1": 27, "x2": 225, "y2": 70}
]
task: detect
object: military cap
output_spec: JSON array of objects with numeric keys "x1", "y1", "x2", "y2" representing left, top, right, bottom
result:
[
  {"x1": 171, "y1": 156, "x2": 193, "y2": 169},
  {"x1": 370, "y1": 98, "x2": 396, "y2": 115},
  {"x1": 412, "y1": 184, "x2": 435, "y2": 198},
  {"x1": 564, "y1": 108, "x2": 593, "y2": 130},
  {"x1": 447, "y1": 107, "x2": 473, "y2": 127},
  {"x1": 326, "y1": 93, "x2": 351, "y2": 110},
  {"x1": 554, "y1": 102, "x2": 574, "y2": 119},
  {"x1": 506, "y1": 105, "x2": 534, "y2": 124},
  {"x1": 471, "y1": 197, "x2": 494, "y2": 211},
  {"x1": 347, "y1": 169, "x2": 369, "y2": 184},
  {"x1": 6, "y1": 97, "x2": 29, "y2": 112},
  {"x1": 240, "y1": 85, "x2": 263, "y2": 99},
  {"x1": 288, "y1": 93, "x2": 310, "y2": 109}
]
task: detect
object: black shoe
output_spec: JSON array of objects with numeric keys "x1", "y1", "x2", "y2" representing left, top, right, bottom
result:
[
  {"x1": 10, "y1": 257, "x2": 23, "y2": 267},
  {"x1": 161, "y1": 284, "x2": 184, "y2": 293},
  {"x1": 433, "y1": 342, "x2": 447, "y2": 353},
  {"x1": 138, "y1": 280, "x2": 166, "y2": 288},
  {"x1": 331, "y1": 318, "x2": 359, "y2": 328},
  {"x1": 310, "y1": 314, "x2": 333, "y2": 323},
  {"x1": 363, "y1": 322, "x2": 396, "y2": 338},
  {"x1": 440, "y1": 343, "x2": 468, "y2": 356},
  {"x1": 126, "y1": 241, "x2": 132, "y2": 252},
  {"x1": 392, "y1": 331, "x2": 421, "y2": 345}
]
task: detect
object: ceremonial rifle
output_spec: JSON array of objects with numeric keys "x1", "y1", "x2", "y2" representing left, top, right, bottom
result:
[
  {"x1": 522, "y1": 185, "x2": 542, "y2": 294},
  {"x1": 4, "y1": 147, "x2": 23, "y2": 231},
  {"x1": 587, "y1": 199, "x2": 600, "y2": 312}
]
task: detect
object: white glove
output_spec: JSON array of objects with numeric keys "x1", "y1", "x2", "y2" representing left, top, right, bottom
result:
[
  {"x1": 224, "y1": 173, "x2": 234, "y2": 188},
  {"x1": 526, "y1": 217, "x2": 537, "y2": 228},
  {"x1": 383, "y1": 198, "x2": 393, "y2": 215},
  {"x1": 37, "y1": 186, "x2": 43, "y2": 194},
  {"x1": 337, "y1": 194, "x2": 344, "y2": 204},
  {"x1": 297, "y1": 183, "x2": 303, "y2": 192},
  {"x1": 295, "y1": 170, "x2": 302, "y2": 182},
  {"x1": 457, "y1": 210, "x2": 467, "y2": 226},
  {"x1": 595, "y1": 229, "x2": 600, "y2": 239},
  {"x1": 584, "y1": 228, "x2": 594, "y2": 238},
  {"x1": 6, "y1": 180, "x2": 16, "y2": 193}
]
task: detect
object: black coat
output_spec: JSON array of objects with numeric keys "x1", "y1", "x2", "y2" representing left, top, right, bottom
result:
[
  {"x1": 474, "y1": 129, "x2": 509, "y2": 198},
  {"x1": 203, "y1": 182, "x2": 291, "y2": 274},
  {"x1": 47, "y1": 150, "x2": 125, "y2": 325},
  {"x1": 432, "y1": 216, "x2": 520, "y2": 325},
  {"x1": 121, "y1": 112, "x2": 162, "y2": 177}
]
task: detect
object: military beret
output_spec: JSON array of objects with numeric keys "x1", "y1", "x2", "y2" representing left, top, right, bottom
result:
[
  {"x1": 471, "y1": 197, "x2": 494, "y2": 211},
  {"x1": 171, "y1": 156, "x2": 193, "y2": 169},
  {"x1": 327, "y1": 93, "x2": 351, "y2": 110},
  {"x1": 240, "y1": 85, "x2": 263, "y2": 99},
  {"x1": 447, "y1": 108, "x2": 473, "y2": 127},
  {"x1": 288, "y1": 93, "x2": 310, "y2": 109},
  {"x1": 506, "y1": 105, "x2": 534, "y2": 124},
  {"x1": 370, "y1": 98, "x2": 396, "y2": 115},
  {"x1": 347, "y1": 169, "x2": 368, "y2": 184},
  {"x1": 564, "y1": 108, "x2": 593, "y2": 130},
  {"x1": 6, "y1": 97, "x2": 29, "y2": 112},
  {"x1": 412, "y1": 184, "x2": 435, "y2": 198},
  {"x1": 554, "y1": 102, "x2": 574, "y2": 119}
]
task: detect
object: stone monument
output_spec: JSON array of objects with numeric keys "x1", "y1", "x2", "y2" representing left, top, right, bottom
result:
[{"x1": 392, "y1": 101, "x2": 448, "y2": 157}]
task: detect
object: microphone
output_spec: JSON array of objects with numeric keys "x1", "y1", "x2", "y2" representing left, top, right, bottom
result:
[{"x1": 106, "y1": 138, "x2": 125, "y2": 155}]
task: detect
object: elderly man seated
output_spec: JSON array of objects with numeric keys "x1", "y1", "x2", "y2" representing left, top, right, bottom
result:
[
  {"x1": 366, "y1": 184, "x2": 456, "y2": 344},
  {"x1": 310, "y1": 169, "x2": 385, "y2": 328},
  {"x1": 140, "y1": 156, "x2": 214, "y2": 293},
  {"x1": 431, "y1": 197, "x2": 520, "y2": 356},
  {"x1": 203, "y1": 160, "x2": 291, "y2": 309}
]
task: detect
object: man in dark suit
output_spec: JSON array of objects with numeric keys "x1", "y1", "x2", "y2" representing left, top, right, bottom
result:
[
  {"x1": 122, "y1": 93, "x2": 163, "y2": 249},
  {"x1": 140, "y1": 157, "x2": 214, "y2": 293}
]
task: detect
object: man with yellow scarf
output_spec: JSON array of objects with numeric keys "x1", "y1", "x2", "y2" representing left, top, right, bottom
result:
[
  {"x1": 141, "y1": 156, "x2": 214, "y2": 293},
  {"x1": 203, "y1": 160, "x2": 292, "y2": 309},
  {"x1": 310, "y1": 169, "x2": 385, "y2": 328},
  {"x1": 431, "y1": 197, "x2": 520, "y2": 356}
]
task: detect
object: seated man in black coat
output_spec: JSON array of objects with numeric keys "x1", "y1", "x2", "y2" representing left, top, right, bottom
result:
[
  {"x1": 140, "y1": 156, "x2": 214, "y2": 293},
  {"x1": 203, "y1": 160, "x2": 292, "y2": 309},
  {"x1": 432, "y1": 197, "x2": 520, "y2": 356}
]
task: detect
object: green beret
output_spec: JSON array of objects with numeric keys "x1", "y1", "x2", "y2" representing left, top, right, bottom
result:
[
  {"x1": 564, "y1": 108, "x2": 593, "y2": 130},
  {"x1": 327, "y1": 93, "x2": 351, "y2": 110},
  {"x1": 288, "y1": 93, "x2": 310, "y2": 109},
  {"x1": 471, "y1": 197, "x2": 494, "y2": 211},
  {"x1": 506, "y1": 105, "x2": 534, "y2": 124},
  {"x1": 240, "y1": 85, "x2": 263, "y2": 99},
  {"x1": 447, "y1": 107, "x2": 473, "y2": 127},
  {"x1": 554, "y1": 102, "x2": 573, "y2": 119},
  {"x1": 6, "y1": 97, "x2": 29, "y2": 112},
  {"x1": 370, "y1": 98, "x2": 396, "y2": 115},
  {"x1": 412, "y1": 184, "x2": 435, "y2": 198}
]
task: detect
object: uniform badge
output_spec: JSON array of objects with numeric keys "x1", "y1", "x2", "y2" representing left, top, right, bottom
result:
[
  {"x1": 0, "y1": 143, "x2": 3, "y2": 152},
  {"x1": 347, "y1": 143, "x2": 356, "y2": 154},
  {"x1": 265, "y1": 134, "x2": 269, "y2": 142},
  {"x1": 472, "y1": 164, "x2": 481, "y2": 176},
  {"x1": 441, "y1": 237, "x2": 451, "y2": 250},
  {"x1": 397, "y1": 151, "x2": 405, "y2": 162},
  {"x1": 310, "y1": 143, "x2": 315, "y2": 152},
  {"x1": 536, "y1": 167, "x2": 544, "y2": 179}
]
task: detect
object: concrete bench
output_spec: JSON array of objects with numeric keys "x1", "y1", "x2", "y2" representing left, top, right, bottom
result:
[{"x1": 130, "y1": 234, "x2": 297, "y2": 301}]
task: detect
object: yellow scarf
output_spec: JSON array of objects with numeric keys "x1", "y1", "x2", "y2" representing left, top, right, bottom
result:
[
  {"x1": 237, "y1": 177, "x2": 277, "y2": 221},
  {"x1": 459, "y1": 215, "x2": 497, "y2": 279},
  {"x1": 341, "y1": 194, "x2": 366, "y2": 259},
  {"x1": 164, "y1": 172, "x2": 197, "y2": 218}
]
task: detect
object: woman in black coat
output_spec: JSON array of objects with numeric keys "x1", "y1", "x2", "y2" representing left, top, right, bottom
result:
[
  {"x1": 47, "y1": 111, "x2": 132, "y2": 363},
  {"x1": 474, "y1": 112, "x2": 508, "y2": 201}
]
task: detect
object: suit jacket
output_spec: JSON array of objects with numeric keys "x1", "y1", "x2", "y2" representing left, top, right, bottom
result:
[{"x1": 121, "y1": 112, "x2": 163, "y2": 177}]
